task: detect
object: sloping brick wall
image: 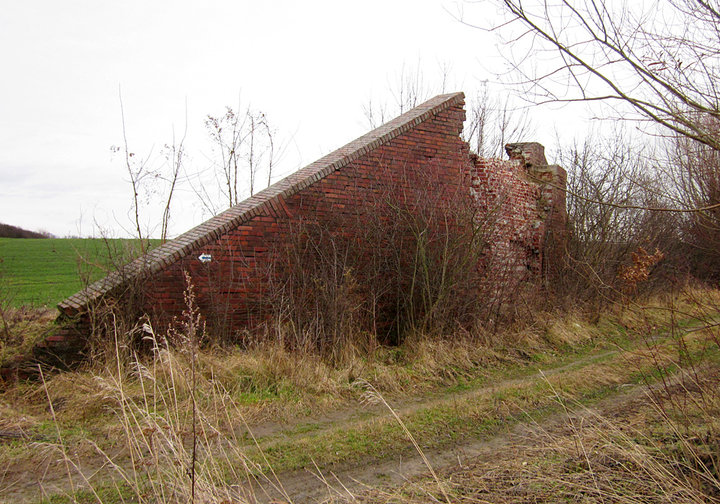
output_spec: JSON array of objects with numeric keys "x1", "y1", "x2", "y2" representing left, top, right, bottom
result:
[
  {"x1": 40, "y1": 92, "x2": 566, "y2": 358},
  {"x1": 140, "y1": 98, "x2": 473, "y2": 334}
]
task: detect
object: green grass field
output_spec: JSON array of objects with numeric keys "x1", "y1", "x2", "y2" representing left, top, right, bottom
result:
[{"x1": 0, "y1": 238, "x2": 158, "y2": 308}]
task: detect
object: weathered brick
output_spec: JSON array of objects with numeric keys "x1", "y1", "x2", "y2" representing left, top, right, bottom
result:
[{"x1": 52, "y1": 93, "x2": 566, "y2": 346}]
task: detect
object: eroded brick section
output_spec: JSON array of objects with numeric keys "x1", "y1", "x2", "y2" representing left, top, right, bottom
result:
[{"x1": 470, "y1": 143, "x2": 567, "y2": 294}]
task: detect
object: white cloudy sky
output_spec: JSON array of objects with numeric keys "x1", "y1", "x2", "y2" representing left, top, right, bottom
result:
[{"x1": 0, "y1": 0, "x2": 590, "y2": 238}]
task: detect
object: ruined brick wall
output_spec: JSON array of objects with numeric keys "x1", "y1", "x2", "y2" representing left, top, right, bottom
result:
[
  {"x1": 47, "y1": 92, "x2": 567, "y2": 357},
  {"x1": 142, "y1": 101, "x2": 473, "y2": 332},
  {"x1": 470, "y1": 143, "x2": 567, "y2": 296}
]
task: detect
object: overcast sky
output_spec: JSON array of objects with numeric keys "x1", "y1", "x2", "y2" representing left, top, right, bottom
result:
[{"x1": 0, "y1": 0, "x2": 588, "y2": 238}]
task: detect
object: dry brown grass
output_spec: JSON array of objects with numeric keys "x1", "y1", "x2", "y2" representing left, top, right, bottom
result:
[
  {"x1": 0, "y1": 306, "x2": 57, "y2": 366},
  {"x1": 348, "y1": 363, "x2": 720, "y2": 504},
  {"x1": 2, "y1": 286, "x2": 713, "y2": 436},
  {"x1": 1, "y1": 285, "x2": 718, "y2": 503}
]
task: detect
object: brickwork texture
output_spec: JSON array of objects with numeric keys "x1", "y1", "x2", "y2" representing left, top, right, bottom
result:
[{"x1": 46, "y1": 92, "x2": 566, "y2": 355}]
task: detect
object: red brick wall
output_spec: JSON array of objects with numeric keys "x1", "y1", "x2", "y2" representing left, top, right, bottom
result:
[
  {"x1": 471, "y1": 156, "x2": 541, "y2": 291},
  {"x1": 142, "y1": 103, "x2": 475, "y2": 332},
  {"x1": 3, "y1": 95, "x2": 569, "y2": 377},
  {"x1": 139, "y1": 105, "x2": 568, "y2": 335}
]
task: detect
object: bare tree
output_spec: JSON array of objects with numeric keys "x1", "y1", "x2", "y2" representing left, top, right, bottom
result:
[
  {"x1": 115, "y1": 91, "x2": 151, "y2": 252},
  {"x1": 263, "y1": 114, "x2": 276, "y2": 189},
  {"x1": 205, "y1": 105, "x2": 277, "y2": 209},
  {"x1": 667, "y1": 118, "x2": 720, "y2": 278},
  {"x1": 465, "y1": 0, "x2": 720, "y2": 153},
  {"x1": 362, "y1": 63, "x2": 443, "y2": 128},
  {"x1": 158, "y1": 127, "x2": 186, "y2": 243},
  {"x1": 205, "y1": 106, "x2": 245, "y2": 208},
  {"x1": 553, "y1": 132, "x2": 681, "y2": 307},
  {"x1": 464, "y1": 84, "x2": 535, "y2": 158},
  {"x1": 462, "y1": 0, "x2": 720, "y2": 273},
  {"x1": 466, "y1": 7, "x2": 720, "y2": 494},
  {"x1": 362, "y1": 65, "x2": 534, "y2": 158},
  {"x1": 114, "y1": 91, "x2": 185, "y2": 244}
]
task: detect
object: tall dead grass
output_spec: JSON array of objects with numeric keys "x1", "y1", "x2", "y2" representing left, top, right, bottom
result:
[
  {"x1": 28, "y1": 286, "x2": 296, "y2": 504},
  {"x1": 3, "y1": 279, "x2": 719, "y2": 502}
]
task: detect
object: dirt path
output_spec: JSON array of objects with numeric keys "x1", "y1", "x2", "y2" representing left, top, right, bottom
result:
[
  {"x1": 243, "y1": 346, "x2": 617, "y2": 444},
  {"x1": 0, "y1": 341, "x2": 672, "y2": 504},
  {"x1": 252, "y1": 416, "x2": 540, "y2": 503},
  {"x1": 250, "y1": 368, "x2": 647, "y2": 504}
]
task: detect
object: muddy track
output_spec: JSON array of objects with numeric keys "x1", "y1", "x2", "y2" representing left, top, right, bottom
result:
[
  {"x1": 246, "y1": 320, "x2": 691, "y2": 447},
  {"x1": 255, "y1": 362, "x2": 698, "y2": 504}
]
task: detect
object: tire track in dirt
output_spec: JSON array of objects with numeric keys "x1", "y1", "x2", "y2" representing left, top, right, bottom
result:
[
  {"x1": 251, "y1": 377, "x2": 653, "y2": 504},
  {"x1": 251, "y1": 325, "x2": 716, "y2": 503},
  {"x1": 243, "y1": 347, "x2": 617, "y2": 444}
]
